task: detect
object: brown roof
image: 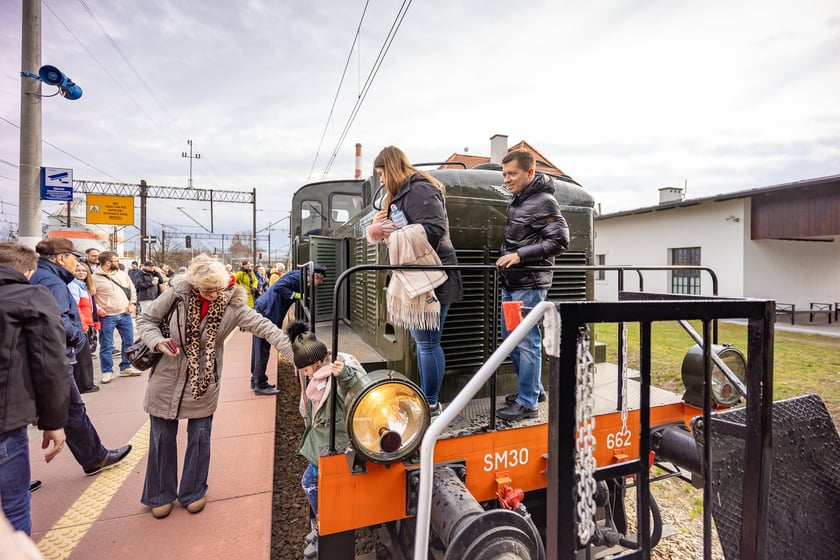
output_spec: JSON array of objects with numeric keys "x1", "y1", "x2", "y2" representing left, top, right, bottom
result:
[{"x1": 440, "y1": 140, "x2": 566, "y2": 176}]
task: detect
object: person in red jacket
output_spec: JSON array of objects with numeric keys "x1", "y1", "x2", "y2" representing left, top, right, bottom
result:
[{"x1": 68, "y1": 262, "x2": 100, "y2": 393}]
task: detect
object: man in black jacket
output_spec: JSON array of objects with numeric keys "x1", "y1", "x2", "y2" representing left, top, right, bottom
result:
[
  {"x1": 134, "y1": 260, "x2": 167, "y2": 316},
  {"x1": 0, "y1": 243, "x2": 68, "y2": 535},
  {"x1": 30, "y1": 238, "x2": 132, "y2": 476},
  {"x1": 495, "y1": 149, "x2": 570, "y2": 421}
]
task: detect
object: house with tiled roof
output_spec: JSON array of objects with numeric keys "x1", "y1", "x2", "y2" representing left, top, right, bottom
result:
[{"x1": 440, "y1": 134, "x2": 569, "y2": 178}]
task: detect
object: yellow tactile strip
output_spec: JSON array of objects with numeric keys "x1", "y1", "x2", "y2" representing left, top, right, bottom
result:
[{"x1": 37, "y1": 419, "x2": 150, "y2": 559}]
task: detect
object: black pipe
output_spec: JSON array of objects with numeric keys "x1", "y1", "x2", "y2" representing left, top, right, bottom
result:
[
  {"x1": 650, "y1": 425, "x2": 703, "y2": 478},
  {"x1": 429, "y1": 466, "x2": 540, "y2": 560}
]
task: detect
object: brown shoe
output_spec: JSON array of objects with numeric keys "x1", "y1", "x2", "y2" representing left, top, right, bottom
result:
[
  {"x1": 151, "y1": 503, "x2": 173, "y2": 519},
  {"x1": 186, "y1": 497, "x2": 206, "y2": 514}
]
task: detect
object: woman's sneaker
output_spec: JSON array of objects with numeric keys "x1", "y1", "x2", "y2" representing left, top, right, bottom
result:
[
  {"x1": 304, "y1": 520, "x2": 317, "y2": 544},
  {"x1": 303, "y1": 533, "x2": 318, "y2": 558},
  {"x1": 429, "y1": 402, "x2": 443, "y2": 417}
]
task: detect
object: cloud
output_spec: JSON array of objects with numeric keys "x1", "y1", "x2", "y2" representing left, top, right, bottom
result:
[{"x1": 1, "y1": 0, "x2": 838, "y2": 244}]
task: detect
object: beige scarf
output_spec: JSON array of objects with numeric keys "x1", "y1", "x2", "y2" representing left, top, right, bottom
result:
[
  {"x1": 184, "y1": 290, "x2": 228, "y2": 399},
  {"x1": 386, "y1": 224, "x2": 447, "y2": 330}
]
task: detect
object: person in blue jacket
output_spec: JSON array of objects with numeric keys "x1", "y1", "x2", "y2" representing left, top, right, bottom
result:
[
  {"x1": 249, "y1": 263, "x2": 326, "y2": 394},
  {"x1": 30, "y1": 238, "x2": 132, "y2": 476}
]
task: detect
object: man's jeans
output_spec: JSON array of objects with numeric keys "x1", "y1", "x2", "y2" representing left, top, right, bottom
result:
[
  {"x1": 501, "y1": 288, "x2": 548, "y2": 409},
  {"x1": 99, "y1": 313, "x2": 134, "y2": 373},
  {"x1": 142, "y1": 415, "x2": 213, "y2": 508},
  {"x1": 0, "y1": 427, "x2": 31, "y2": 534},
  {"x1": 409, "y1": 303, "x2": 451, "y2": 407}
]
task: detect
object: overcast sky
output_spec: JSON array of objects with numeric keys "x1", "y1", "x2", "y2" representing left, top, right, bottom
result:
[{"x1": 1, "y1": 0, "x2": 838, "y2": 247}]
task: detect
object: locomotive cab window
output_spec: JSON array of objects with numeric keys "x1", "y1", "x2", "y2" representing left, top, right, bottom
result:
[
  {"x1": 330, "y1": 193, "x2": 363, "y2": 226},
  {"x1": 301, "y1": 200, "x2": 323, "y2": 237}
]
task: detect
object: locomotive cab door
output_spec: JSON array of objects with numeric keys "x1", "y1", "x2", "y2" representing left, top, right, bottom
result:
[{"x1": 309, "y1": 235, "x2": 347, "y2": 322}]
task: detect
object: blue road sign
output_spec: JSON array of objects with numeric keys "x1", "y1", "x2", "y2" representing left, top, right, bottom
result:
[{"x1": 40, "y1": 167, "x2": 73, "y2": 201}]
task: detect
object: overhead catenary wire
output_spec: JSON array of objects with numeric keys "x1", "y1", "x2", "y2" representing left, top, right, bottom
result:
[
  {"x1": 320, "y1": 0, "x2": 414, "y2": 178},
  {"x1": 76, "y1": 0, "x2": 177, "y2": 126},
  {"x1": 307, "y1": 0, "x2": 372, "y2": 183},
  {"x1": 42, "y1": 1, "x2": 179, "y2": 148},
  {"x1": 1, "y1": 115, "x2": 122, "y2": 181}
]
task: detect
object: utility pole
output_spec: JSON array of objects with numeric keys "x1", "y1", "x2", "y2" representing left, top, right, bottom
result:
[
  {"x1": 18, "y1": 0, "x2": 42, "y2": 248},
  {"x1": 251, "y1": 187, "x2": 257, "y2": 264},
  {"x1": 181, "y1": 139, "x2": 200, "y2": 188}
]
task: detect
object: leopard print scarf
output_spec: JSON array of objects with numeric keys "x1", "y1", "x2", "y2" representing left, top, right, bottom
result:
[{"x1": 184, "y1": 288, "x2": 229, "y2": 399}]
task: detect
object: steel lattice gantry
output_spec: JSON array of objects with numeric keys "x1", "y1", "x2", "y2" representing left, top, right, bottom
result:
[{"x1": 72, "y1": 179, "x2": 257, "y2": 262}]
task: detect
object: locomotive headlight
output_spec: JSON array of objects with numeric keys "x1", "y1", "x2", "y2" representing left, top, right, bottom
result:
[
  {"x1": 345, "y1": 370, "x2": 429, "y2": 464},
  {"x1": 681, "y1": 344, "x2": 746, "y2": 408}
]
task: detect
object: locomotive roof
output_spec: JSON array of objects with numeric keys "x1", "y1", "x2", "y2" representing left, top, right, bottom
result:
[{"x1": 429, "y1": 168, "x2": 595, "y2": 209}]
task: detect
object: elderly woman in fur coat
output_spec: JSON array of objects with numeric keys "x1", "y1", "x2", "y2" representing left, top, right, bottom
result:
[{"x1": 136, "y1": 254, "x2": 294, "y2": 519}]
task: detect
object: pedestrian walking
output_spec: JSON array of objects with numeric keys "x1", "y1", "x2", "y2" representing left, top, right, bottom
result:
[{"x1": 30, "y1": 238, "x2": 133, "y2": 477}]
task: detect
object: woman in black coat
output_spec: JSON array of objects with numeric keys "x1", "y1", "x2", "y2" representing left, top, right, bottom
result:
[{"x1": 368, "y1": 146, "x2": 463, "y2": 416}]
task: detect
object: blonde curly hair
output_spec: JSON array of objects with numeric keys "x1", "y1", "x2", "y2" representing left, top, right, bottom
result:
[{"x1": 185, "y1": 254, "x2": 229, "y2": 290}]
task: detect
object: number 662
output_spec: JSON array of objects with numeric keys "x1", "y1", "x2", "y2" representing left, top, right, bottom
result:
[{"x1": 605, "y1": 430, "x2": 632, "y2": 449}]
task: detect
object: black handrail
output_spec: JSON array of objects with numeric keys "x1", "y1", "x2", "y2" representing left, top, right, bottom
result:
[{"x1": 324, "y1": 263, "x2": 722, "y2": 453}]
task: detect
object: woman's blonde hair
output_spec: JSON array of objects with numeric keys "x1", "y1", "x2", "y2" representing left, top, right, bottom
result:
[
  {"x1": 373, "y1": 146, "x2": 444, "y2": 206},
  {"x1": 186, "y1": 254, "x2": 229, "y2": 290},
  {"x1": 76, "y1": 261, "x2": 96, "y2": 295}
]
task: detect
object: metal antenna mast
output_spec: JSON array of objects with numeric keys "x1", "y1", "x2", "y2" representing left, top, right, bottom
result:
[{"x1": 181, "y1": 139, "x2": 200, "y2": 188}]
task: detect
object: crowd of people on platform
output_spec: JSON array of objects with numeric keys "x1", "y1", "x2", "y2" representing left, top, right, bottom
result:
[
  {"x1": 0, "y1": 244, "x2": 293, "y2": 542},
  {"x1": 1, "y1": 146, "x2": 567, "y2": 560}
]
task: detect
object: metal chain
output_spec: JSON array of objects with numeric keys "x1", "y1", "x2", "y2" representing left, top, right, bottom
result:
[
  {"x1": 619, "y1": 322, "x2": 630, "y2": 440},
  {"x1": 575, "y1": 326, "x2": 597, "y2": 544}
]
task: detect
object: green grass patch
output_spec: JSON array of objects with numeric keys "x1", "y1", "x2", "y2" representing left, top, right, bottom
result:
[{"x1": 594, "y1": 321, "x2": 840, "y2": 429}]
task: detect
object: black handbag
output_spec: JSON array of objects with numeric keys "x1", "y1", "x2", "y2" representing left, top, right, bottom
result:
[
  {"x1": 125, "y1": 297, "x2": 181, "y2": 371},
  {"x1": 87, "y1": 327, "x2": 98, "y2": 353}
]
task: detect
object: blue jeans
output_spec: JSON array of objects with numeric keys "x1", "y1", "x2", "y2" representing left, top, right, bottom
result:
[
  {"x1": 409, "y1": 303, "x2": 450, "y2": 407},
  {"x1": 142, "y1": 415, "x2": 213, "y2": 508},
  {"x1": 501, "y1": 288, "x2": 548, "y2": 409},
  {"x1": 301, "y1": 463, "x2": 319, "y2": 519},
  {"x1": 65, "y1": 357, "x2": 108, "y2": 471},
  {"x1": 0, "y1": 427, "x2": 31, "y2": 535},
  {"x1": 99, "y1": 313, "x2": 134, "y2": 373}
]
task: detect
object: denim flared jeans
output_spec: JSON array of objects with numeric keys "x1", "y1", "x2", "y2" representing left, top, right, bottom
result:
[{"x1": 142, "y1": 415, "x2": 213, "y2": 508}]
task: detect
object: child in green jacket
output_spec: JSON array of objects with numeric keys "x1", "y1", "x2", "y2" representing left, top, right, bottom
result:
[{"x1": 286, "y1": 320, "x2": 366, "y2": 559}]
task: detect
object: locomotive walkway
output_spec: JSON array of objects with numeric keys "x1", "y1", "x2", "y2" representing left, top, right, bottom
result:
[
  {"x1": 23, "y1": 317, "x2": 839, "y2": 560},
  {"x1": 28, "y1": 329, "x2": 278, "y2": 560}
]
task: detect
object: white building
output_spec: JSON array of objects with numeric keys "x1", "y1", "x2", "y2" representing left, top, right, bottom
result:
[{"x1": 593, "y1": 175, "x2": 840, "y2": 318}]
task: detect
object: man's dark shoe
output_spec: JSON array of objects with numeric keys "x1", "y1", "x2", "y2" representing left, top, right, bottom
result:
[
  {"x1": 29, "y1": 480, "x2": 42, "y2": 493},
  {"x1": 84, "y1": 444, "x2": 132, "y2": 476},
  {"x1": 496, "y1": 402, "x2": 538, "y2": 421},
  {"x1": 250, "y1": 380, "x2": 275, "y2": 390},
  {"x1": 80, "y1": 385, "x2": 100, "y2": 394},
  {"x1": 254, "y1": 386, "x2": 280, "y2": 396},
  {"x1": 504, "y1": 390, "x2": 547, "y2": 405}
]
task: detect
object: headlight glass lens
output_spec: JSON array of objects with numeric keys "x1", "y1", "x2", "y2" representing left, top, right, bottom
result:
[
  {"x1": 347, "y1": 372, "x2": 429, "y2": 463},
  {"x1": 710, "y1": 347, "x2": 746, "y2": 406}
]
